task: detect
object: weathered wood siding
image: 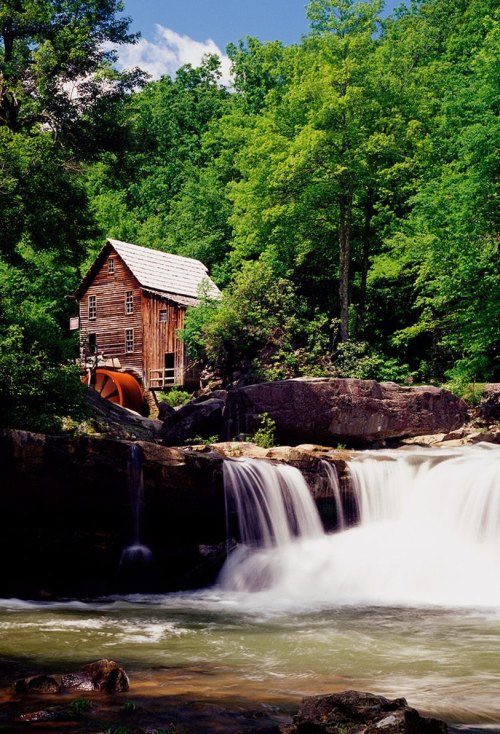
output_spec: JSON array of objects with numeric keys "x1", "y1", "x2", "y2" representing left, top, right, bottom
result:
[
  {"x1": 79, "y1": 247, "x2": 144, "y2": 377},
  {"x1": 142, "y1": 293, "x2": 186, "y2": 386}
]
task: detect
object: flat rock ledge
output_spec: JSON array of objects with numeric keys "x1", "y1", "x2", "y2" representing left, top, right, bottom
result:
[{"x1": 275, "y1": 690, "x2": 447, "y2": 734}]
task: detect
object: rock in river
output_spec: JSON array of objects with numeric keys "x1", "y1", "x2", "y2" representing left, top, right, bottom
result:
[
  {"x1": 15, "y1": 659, "x2": 129, "y2": 695},
  {"x1": 283, "y1": 690, "x2": 447, "y2": 734}
]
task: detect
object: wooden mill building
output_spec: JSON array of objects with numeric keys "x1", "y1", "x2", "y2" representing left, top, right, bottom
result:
[{"x1": 73, "y1": 239, "x2": 220, "y2": 391}]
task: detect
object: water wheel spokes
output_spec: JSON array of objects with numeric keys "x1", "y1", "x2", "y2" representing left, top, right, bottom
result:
[
  {"x1": 95, "y1": 371, "x2": 120, "y2": 402},
  {"x1": 84, "y1": 369, "x2": 144, "y2": 412}
]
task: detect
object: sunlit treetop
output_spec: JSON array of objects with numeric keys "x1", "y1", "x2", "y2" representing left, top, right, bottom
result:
[{"x1": 0, "y1": 0, "x2": 144, "y2": 139}]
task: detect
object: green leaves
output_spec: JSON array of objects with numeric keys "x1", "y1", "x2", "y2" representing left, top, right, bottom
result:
[{"x1": 0, "y1": 0, "x2": 141, "y2": 143}]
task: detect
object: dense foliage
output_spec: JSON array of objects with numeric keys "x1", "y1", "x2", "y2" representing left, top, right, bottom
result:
[
  {"x1": 0, "y1": 0, "x2": 140, "y2": 430},
  {"x1": 0, "y1": 0, "x2": 498, "y2": 430}
]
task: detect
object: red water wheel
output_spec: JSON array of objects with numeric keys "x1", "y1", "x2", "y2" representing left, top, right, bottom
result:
[{"x1": 85, "y1": 369, "x2": 144, "y2": 413}]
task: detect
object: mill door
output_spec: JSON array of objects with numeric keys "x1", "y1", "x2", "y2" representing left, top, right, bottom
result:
[{"x1": 164, "y1": 352, "x2": 175, "y2": 385}]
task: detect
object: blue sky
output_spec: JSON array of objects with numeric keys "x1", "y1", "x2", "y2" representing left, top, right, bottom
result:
[{"x1": 117, "y1": 0, "x2": 405, "y2": 85}]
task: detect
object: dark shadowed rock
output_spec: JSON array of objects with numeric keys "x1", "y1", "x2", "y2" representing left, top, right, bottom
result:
[
  {"x1": 286, "y1": 690, "x2": 447, "y2": 734},
  {"x1": 84, "y1": 388, "x2": 162, "y2": 440},
  {"x1": 478, "y1": 384, "x2": 500, "y2": 422},
  {"x1": 160, "y1": 398, "x2": 224, "y2": 445},
  {"x1": 157, "y1": 401, "x2": 176, "y2": 421},
  {"x1": 15, "y1": 674, "x2": 61, "y2": 694},
  {"x1": 224, "y1": 378, "x2": 468, "y2": 446}
]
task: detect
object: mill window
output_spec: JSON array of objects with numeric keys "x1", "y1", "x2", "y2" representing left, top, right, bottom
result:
[
  {"x1": 88, "y1": 295, "x2": 96, "y2": 320},
  {"x1": 125, "y1": 328, "x2": 134, "y2": 353},
  {"x1": 159, "y1": 309, "x2": 168, "y2": 322},
  {"x1": 108, "y1": 258, "x2": 115, "y2": 273},
  {"x1": 125, "y1": 290, "x2": 134, "y2": 314}
]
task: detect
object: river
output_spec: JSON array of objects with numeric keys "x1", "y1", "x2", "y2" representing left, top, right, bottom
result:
[{"x1": 1, "y1": 444, "x2": 499, "y2": 732}]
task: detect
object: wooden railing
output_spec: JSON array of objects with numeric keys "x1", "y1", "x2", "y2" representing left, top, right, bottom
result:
[{"x1": 148, "y1": 367, "x2": 182, "y2": 389}]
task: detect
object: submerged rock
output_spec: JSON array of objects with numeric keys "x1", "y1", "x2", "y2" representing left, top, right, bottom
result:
[
  {"x1": 15, "y1": 659, "x2": 129, "y2": 695},
  {"x1": 15, "y1": 674, "x2": 61, "y2": 694},
  {"x1": 16, "y1": 707, "x2": 68, "y2": 722},
  {"x1": 284, "y1": 690, "x2": 447, "y2": 734},
  {"x1": 61, "y1": 672, "x2": 95, "y2": 691}
]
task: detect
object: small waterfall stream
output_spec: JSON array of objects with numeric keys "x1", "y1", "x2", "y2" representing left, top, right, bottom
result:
[
  {"x1": 320, "y1": 459, "x2": 345, "y2": 530},
  {"x1": 218, "y1": 444, "x2": 500, "y2": 607},
  {"x1": 120, "y1": 444, "x2": 153, "y2": 568}
]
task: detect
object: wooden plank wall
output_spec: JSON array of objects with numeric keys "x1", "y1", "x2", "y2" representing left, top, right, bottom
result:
[
  {"x1": 142, "y1": 293, "x2": 186, "y2": 386},
  {"x1": 79, "y1": 248, "x2": 144, "y2": 377}
]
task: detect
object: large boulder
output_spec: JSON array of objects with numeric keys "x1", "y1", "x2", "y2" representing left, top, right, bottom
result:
[
  {"x1": 224, "y1": 378, "x2": 468, "y2": 446},
  {"x1": 81, "y1": 658, "x2": 129, "y2": 692},
  {"x1": 478, "y1": 383, "x2": 500, "y2": 422},
  {"x1": 285, "y1": 690, "x2": 447, "y2": 734}
]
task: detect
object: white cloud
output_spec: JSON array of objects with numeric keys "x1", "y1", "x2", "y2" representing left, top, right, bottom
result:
[{"x1": 115, "y1": 24, "x2": 232, "y2": 86}]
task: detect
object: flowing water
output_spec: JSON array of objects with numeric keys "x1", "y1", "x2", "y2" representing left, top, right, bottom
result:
[
  {"x1": 1, "y1": 445, "x2": 500, "y2": 730},
  {"x1": 321, "y1": 459, "x2": 345, "y2": 530},
  {"x1": 120, "y1": 444, "x2": 153, "y2": 568}
]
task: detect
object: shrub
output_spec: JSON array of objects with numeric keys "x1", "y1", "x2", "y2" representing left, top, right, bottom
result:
[
  {"x1": 252, "y1": 412, "x2": 277, "y2": 448},
  {"x1": 184, "y1": 434, "x2": 219, "y2": 445},
  {"x1": 158, "y1": 388, "x2": 192, "y2": 407},
  {"x1": 333, "y1": 340, "x2": 410, "y2": 383}
]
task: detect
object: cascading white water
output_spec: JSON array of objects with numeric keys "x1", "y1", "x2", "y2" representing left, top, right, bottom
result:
[
  {"x1": 223, "y1": 458, "x2": 323, "y2": 545},
  {"x1": 344, "y1": 443, "x2": 500, "y2": 606},
  {"x1": 218, "y1": 458, "x2": 323, "y2": 591},
  {"x1": 218, "y1": 444, "x2": 500, "y2": 608}
]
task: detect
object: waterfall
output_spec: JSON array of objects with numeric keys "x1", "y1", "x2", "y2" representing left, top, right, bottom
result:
[
  {"x1": 218, "y1": 445, "x2": 500, "y2": 608},
  {"x1": 120, "y1": 445, "x2": 153, "y2": 568},
  {"x1": 342, "y1": 443, "x2": 500, "y2": 606},
  {"x1": 218, "y1": 458, "x2": 323, "y2": 591},
  {"x1": 320, "y1": 460, "x2": 345, "y2": 530}
]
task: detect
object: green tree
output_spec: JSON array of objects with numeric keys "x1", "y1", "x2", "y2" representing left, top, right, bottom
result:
[
  {"x1": 0, "y1": 0, "x2": 141, "y2": 143},
  {"x1": 228, "y1": 0, "x2": 415, "y2": 345},
  {"x1": 0, "y1": 127, "x2": 95, "y2": 263},
  {"x1": 86, "y1": 55, "x2": 231, "y2": 249},
  {"x1": 227, "y1": 37, "x2": 287, "y2": 113},
  {"x1": 373, "y1": 0, "x2": 500, "y2": 381},
  {"x1": 183, "y1": 260, "x2": 334, "y2": 381}
]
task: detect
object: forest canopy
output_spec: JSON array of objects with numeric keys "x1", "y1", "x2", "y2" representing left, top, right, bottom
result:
[{"x1": 0, "y1": 0, "x2": 498, "y2": 430}]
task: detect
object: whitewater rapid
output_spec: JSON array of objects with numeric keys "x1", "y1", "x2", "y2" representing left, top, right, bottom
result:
[{"x1": 218, "y1": 444, "x2": 500, "y2": 608}]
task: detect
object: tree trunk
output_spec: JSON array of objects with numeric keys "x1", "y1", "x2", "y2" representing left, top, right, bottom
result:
[
  {"x1": 338, "y1": 188, "x2": 353, "y2": 342},
  {"x1": 0, "y1": 29, "x2": 20, "y2": 129},
  {"x1": 354, "y1": 188, "x2": 374, "y2": 337}
]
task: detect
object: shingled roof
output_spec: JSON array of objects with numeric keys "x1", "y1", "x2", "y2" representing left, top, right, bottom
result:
[{"x1": 74, "y1": 239, "x2": 221, "y2": 304}]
